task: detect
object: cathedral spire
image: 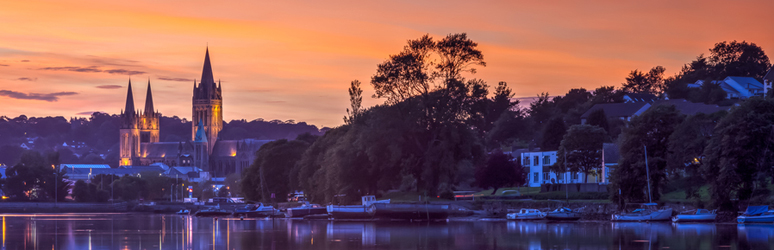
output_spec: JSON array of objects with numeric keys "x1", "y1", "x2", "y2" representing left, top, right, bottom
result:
[
  {"x1": 144, "y1": 79, "x2": 154, "y2": 115},
  {"x1": 200, "y1": 47, "x2": 215, "y2": 90},
  {"x1": 124, "y1": 79, "x2": 135, "y2": 116},
  {"x1": 194, "y1": 119, "x2": 208, "y2": 142}
]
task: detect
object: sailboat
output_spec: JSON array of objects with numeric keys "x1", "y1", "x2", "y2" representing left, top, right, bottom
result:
[{"x1": 611, "y1": 145, "x2": 672, "y2": 221}]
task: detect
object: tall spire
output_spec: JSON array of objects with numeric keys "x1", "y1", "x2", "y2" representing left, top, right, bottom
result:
[
  {"x1": 200, "y1": 47, "x2": 215, "y2": 87},
  {"x1": 194, "y1": 119, "x2": 208, "y2": 142},
  {"x1": 144, "y1": 79, "x2": 154, "y2": 115},
  {"x1": 124, "y1": 79, "x2": 135, "y2": 116}
]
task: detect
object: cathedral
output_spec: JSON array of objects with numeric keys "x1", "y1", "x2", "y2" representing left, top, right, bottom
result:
[{"x1": 118, "y1": 48, "x2": 270, "y2": 177}]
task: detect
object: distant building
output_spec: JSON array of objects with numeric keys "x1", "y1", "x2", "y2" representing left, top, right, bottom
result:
[
  {"x1": 601, "y1": 143, "x2": 620, "y2": 184},
  {"x1": 580, "y1": 102, "x2": 651, "y2": 124},
  {"x1": 650, "y1": 99, "x2": 730, "y2": 116},
  {"x1": 118, "y1": 48, "x2": 271, "y2": 177},
  {"x1": 622, "y1": 93, "x2": 657, "y2": 103},
  {"x1": 689, "y1": 76, "x2": 764, "y2": 99}
]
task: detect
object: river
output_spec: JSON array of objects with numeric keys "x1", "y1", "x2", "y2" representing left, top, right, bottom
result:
[{"x1": 1, "y1": 213, "x2": 772, "y2": 249}]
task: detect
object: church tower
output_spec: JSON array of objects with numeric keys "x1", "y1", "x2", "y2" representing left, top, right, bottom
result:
[
  {"x1": 119, "y1": 80, "x2": 140, "y2": 166},
  {"x1": 119, "y1": 79, "x2": 160, "y2": 166},
  {"x1": 193, "y1": 120, "x2": 209, "y2": 170},
  {"x1": 192, "y1": 47, "x2": 223, "y2": 154}
]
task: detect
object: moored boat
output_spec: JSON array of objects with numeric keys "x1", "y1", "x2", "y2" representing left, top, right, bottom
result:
[
  {"x1": 286, "y1": 203, "x2": 327, "y2": 218},
  {"x1": 328, "y1": 195, "x2": 390, "y2": 220},
  {"x1": 367, "y1": 203, "x2": 450, "y2": 220},
  {"x1": 233, "y1": 203, "x2": 278, "y2": 218},
  {"x1": 176, "y1": 209, "x2": 190, "y2": 215},
  {"x1": 611, "y1": 203, "x2": 672, "y2": 221},
  {"x1": 545, "y1": 207, "x2": 580, "y2": 221},
  {"x1": 194, "y1": 205, "x2": 232, "y2": 217},
  {"x1": 737, "y1": 206, "x2": 774, "y2": 223},
  {"x1": 506, "y1": 208, "x2": 545, "y2": 220},
  {"x1": 672, "y1": 209, "x2": 716, "y2": 222}
]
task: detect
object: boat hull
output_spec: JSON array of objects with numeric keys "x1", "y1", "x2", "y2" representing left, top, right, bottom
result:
[
  {"x1": 328, "y1": 206, "x2": 372, "y2": 220},
  {"x1": 506, "y1": 213, "x2": 545, "y2": 220},
  {"x1": 287, "y1": 207, "x2": 327, "y2": 218},
  {"x1": 737, "y1": 215, "x2": 774, "y2": 223},
  {"x1": 233, "y1": 210, "x2": 276, "y2": 218},
  {"x1": 546, "y1": 212, "x2": 580, "y2": 221},
  {"x1": 672, "y1": 214, "x2": 716, "y2": 222},
  {"x1": 612, "y1": 208, "x2": 673, "y2": 221},
  {"x1": 368, "y1": 203, "x2": 449, "y2": 220}
]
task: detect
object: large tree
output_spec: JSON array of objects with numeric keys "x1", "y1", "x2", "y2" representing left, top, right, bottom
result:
[
  {"x1": 476, "y1": 151, "x2": 526, "y2": 194},
  {"x1": 621, "y1": 66, "x2": 666, "y2": 94},
  {"x1": 242, "y1": 139, "x2": 311, "y2": 202},
  {"x1": 540, "y1": 117, "x2": 566, "y2": 151},
  {"x1": 3, "y1": 151, "x2": 68, "y2": 201},
  {"x1": 667, "y1": 111, "x2": 726, "y2": 200},
  {"x1": 703, "y1": 98, "x2": 774, "y2": 210},
  {"x1": 554, "y1": 125, "x2": 609, "y2": 183},
  {"x1": 610, "y1": 105, "x2": 683, "y2": 203}
]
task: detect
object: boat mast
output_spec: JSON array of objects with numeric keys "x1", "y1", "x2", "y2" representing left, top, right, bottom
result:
[
  {"x1": 564, "y1": 151, "x2": 568, "y2": 203},
  {"x1": 643, "y1": 145, "x2": 652, "y2": 203}
]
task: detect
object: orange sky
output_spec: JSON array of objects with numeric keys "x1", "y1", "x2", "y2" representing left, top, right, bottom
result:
[{"x1": 1, "y1": 0, "x2": 772, "y2": 127}]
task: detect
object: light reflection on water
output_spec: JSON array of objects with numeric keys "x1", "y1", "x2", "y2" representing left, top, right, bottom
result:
[{"x1": 0, "y1": 214, "x2": 772, "y2": 249}]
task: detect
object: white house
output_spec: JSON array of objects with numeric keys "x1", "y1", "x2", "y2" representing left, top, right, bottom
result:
[
  {"x1": 520, "y1": 151, "x2": 590, "y2": 187},
  {"x1": 764, "y1": 68, "x2": 773, "y2": 96},
  {"x1": 690, "y1": 76, "x2": 764, "y2": 99}
]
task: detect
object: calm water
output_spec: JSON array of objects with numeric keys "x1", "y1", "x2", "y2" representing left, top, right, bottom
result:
[{"x1": 0, "y1": 214, "x2": 772, "y2": 250}]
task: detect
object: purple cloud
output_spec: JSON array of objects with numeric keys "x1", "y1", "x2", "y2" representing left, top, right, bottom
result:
[
  {"x1": 158, "y1": 76, "x2": 194, "y2": 82},
  {"x1": 96, "y1": 85, "x2": 122, "y2": 89},
  {"x1": 0, "y1": 90, "x2": 78, "y2": 102},
  {"x1": 17, "y1": 77, "x2": 37, "y2": 81}
]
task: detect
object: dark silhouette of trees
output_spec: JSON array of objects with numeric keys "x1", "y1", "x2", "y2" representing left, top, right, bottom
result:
[
  {"x1": 476, "y1": 151, "x2": 525, "y2": 194},
  {"x1": 586, "y1": 109, "x2": 610, "y2": 134},
  {"x1": 242, "y1": 139, "x2": 311, "y2": 202},
  {"x1": 540, "y1": 117, "x2": 566, "y2": 151},
  {"x1": 555, "y1": 125, "x2": 609, "y2": 183},
  {"x1": 2, "y1": 151, "x2": 68, "y2": 201},
  {"x1": 621, "y1": 66, "x2": 666, "y2": 94},
  {"x1": 667, "y1": 111, "x2": 726, "y2": 200},
  {"x1": 344, "y1": 80, "x2": 364, "y2": 124}
]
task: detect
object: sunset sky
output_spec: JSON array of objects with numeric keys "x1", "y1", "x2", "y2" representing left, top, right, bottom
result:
[{"x1": 1, "y1": 0, "x2": 772, "y2": 128}]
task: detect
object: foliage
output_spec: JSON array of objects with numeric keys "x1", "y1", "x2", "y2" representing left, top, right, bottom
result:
[
  {"x1": 540, "y1": 117, "x2": 566, "y2": 151},
  {"x1": 72, "y1": 180, "x2": 108, "y2": 202},
  {"x1": 112, "y1": 175, "x2": 147, "y2": 201},
  {"x1": 586, "y1": 109, "x2": 610, "y2": 134},
  {"x1": 702, "y1": 98, "x2": 774, "y2": 210},
  {"x1": 621, "y1": 66, "x2": 666, "y2": 94},
  {"x1": 610, "y1": 105, "x2": 683, "y2": 203},
  {"x1": 344, "y1": 80, "x2": 364, "y2": 124},
  {"x1": 486, "y1": 110, "x2": 530, "y2": 149},
  {"x1": 666, "y1": 112, "x2": 726, "y2": 199},
  {"x1": 242, "y1": 139, "x2": 311, "y2": 202},
  {"x1": 555, "y1": 125, "x2": 609, "y2": 183},
  {"x1": 2, "y1": 151, "x2": 68, "y2": 201},
  {"x1": 475, "y1": 151, "x2": 526, "y2": 195}
]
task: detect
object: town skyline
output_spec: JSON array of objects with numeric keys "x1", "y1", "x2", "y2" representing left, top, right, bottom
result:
[{"x1": 1, "y1": 0, "x2": 773, "y2": 127}]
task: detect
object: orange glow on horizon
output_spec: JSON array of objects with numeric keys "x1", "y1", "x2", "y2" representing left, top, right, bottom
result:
[{"x1": 0, "y1": 0, "x2": 773, "y2": 127}]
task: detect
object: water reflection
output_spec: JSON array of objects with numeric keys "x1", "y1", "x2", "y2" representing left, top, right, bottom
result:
[{"x1": 0, "y1": 214, "x2": 772, "y2": 249}]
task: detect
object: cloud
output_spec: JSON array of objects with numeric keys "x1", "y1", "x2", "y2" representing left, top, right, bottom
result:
[
  {"x1": 104, "y1": 69, "x2": 145, "y2": 75},
  {"x1": 21, "y1": 60, "x2": 29, "y2": 62},
  {"x1": 76, "y1": 111, "x2": 102, "y2": 115},
  {"x1": 17, "y1": 77, "x2": 37, "y2": 81},
  {"x1": 96, "y1": 85, "x2": 122, "y2": 89},
  {"x1": 37, "y1": 66, "x2": 145, "y2": 75},
  {"x1": 0, "y1": 64, "x2": 8, "y2": 66},
  {"x1": 39, "y1": 66, "x2": 102, "y2": 72},
  {"x1": 0, "y1": 90, "x2": 78, "y2": 102},
  {"x1": 158, "y1": 76, "x2": 193, "y2": 82}
]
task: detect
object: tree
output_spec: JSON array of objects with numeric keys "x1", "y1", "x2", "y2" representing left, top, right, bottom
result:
[
  {"x1": 553, "y1": 88, "x2": 592, "y2": 113},
  {"x1": 476, "y1": 151, "x2": 525, "y2": 194},
  {"x1": 586, "y1": 109, "x2": 610, "y2": 134},
  {"x1": 486, "y1": 110, "x2": 530, "y2": 149},
  {"x1": 344, "y1": 80, "x2": 364, "y2": 124},
  {"x1": 72, "y1": 180, "x2": 91, "y2": 202},
  {"x1": 540, "y1": 117, "x2": 566, "y2": 151},
  {"x1": 610, "y1": 105, "x2": 683, "y2": 203},
  {"x1": 703, "y1": 98, "x2": 774, "y2": 210},
  {"x1": 667, "y1": 111, "x2": 726, "y2": 200},
  {"x1": 112, "y1": 175, "x2": 147, "y2": 201},
  {"x1": 528, "y1": 92, "x2": 557, "y2": 127},
  {"x1": 708, "y1": 40, "x2": 771, "y2": 80},
  {"x1": 242, "y1": 139, "x2": 311, "y2": 202},
  {"x1": 555, "y1": 125, "x2": 609, "y2": 183},
  {"x1": 2, "y1": 151, "x2": 66, "y2": 201},
  {"x1": 592, "y1": 86, "x2": 623, "y2": 104},
  {"x1": 621, "y1": 66, "x2": 666, "y2": 94}
]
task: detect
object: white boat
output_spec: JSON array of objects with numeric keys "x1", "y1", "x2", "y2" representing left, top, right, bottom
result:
[
  {"x1": 507, "y1": 208, "x2": 545, "y2": 220},
  {"x1": 545, "y1": 207, "x2": 580, "y2": 221},
  {"x1": 287, "y1": 203, "x2": 327, "y2": 218},
  {"x1": 672, "y1": 209, "x2": 716, "y2": 222},
  {"x1": 327, "y1": 195, "x2": 390, "y2": 220},
  {"x1": 737, "y1": 205, "x2": 774, "y2": 223},
  {"x1": 611, "y1": 203, "x2": 672, "y2": 221}
]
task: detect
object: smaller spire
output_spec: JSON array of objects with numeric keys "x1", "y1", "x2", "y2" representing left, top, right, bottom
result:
[
  {"x1": 194, "y1": 119, "x2": 208, "y2": 143},
  {"x1": 124, "y1": 79, "x2": 135, "y2": 117},
  {"x1": 144, "y1": 79, "x2": 154, "y2": 116}
]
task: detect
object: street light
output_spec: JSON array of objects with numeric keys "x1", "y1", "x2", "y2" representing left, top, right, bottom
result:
[{"x1": 52, "y1": 165, "x2": 57, "y2": 208}]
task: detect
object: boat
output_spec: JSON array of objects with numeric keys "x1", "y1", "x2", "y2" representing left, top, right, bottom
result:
[
  {"x1": 611, "y1": 203, "x2": 672, "y2": 221},
  {"x1": 506, "y1": 208, "x2": 546, "y2": 220},
  {"x1": 672, "y1": 209, "x2": 716, "y2": 222},
  {"x1": 233, "y1": 203, "x2": 278, "y2": 218},
  {"x1": 737, "y1": 205, "x2": 774, "y2": 223},
  {"x1": 367, "y1": 203, "x2": 450, "y2": 220},
  {"x1": 176, "y1": 209, "x2": 190, "y2": 215},
  {"x1": 194, "y1": 205, "x2": 232, "y2": 217},
  {"x1": 545, "y1": 207, "x2": 580, "y2": 221},
  {"x1": 327, "y1": 195, "x2": 390, "y2": 220},
  {"x1": 286, "y1": 202, "x2": 327, "y2": 218}
]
